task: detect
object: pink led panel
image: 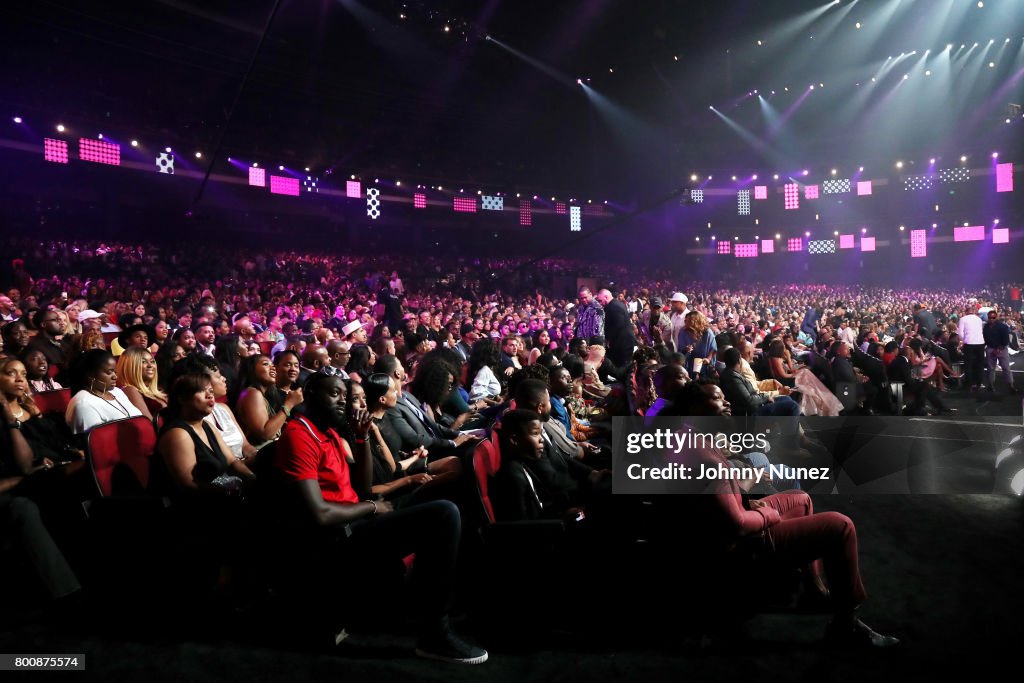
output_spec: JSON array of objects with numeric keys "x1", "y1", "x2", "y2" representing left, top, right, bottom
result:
[
  {"x1": 248, "y1": 167, "x2": 266, "y2": 187},
  {"x1": 787, "y1": 238, "x2": 803, "y2": 252},
  {"x1": 717, "y1": 241, "x2": 732, "y2": 255},
  {"x1": 910, "y1": 229, "x2": 927, "y2": 258},
  {"x1": 734, "y1": 243, "x2": 758, "y2": 258},
  {"x1": 838, "y1": 234, "x2": 854, "y2": 249},
  {"x1": 79, "y1": 138, "x2": 120, "y2": 165},
  {"x1": 413, "y1": 193, "x2": 426, "y2": 209},
  {"x1": 992, "y1": 228, "x2": 1009, "y2": 244},
  {"x1": 583, "y1": 203, "x2": 605, "y2": 216},
  {"x1": 954, "y1": 225, "x2": 985, "y2": 242},
  {"x1": 857, "y1": 180, "x2": 872, "y2": 196},
  {"x1": 784, "y1": 184, "x2": 800, "y2": 210},
  {"x1": 43, "y1": 138, "x2": 69, "y2": 163},
  {"x1": 996, "y1": 163, "x2": 1013, "y2": 193},
  {"x1": 861, "y1": 236, "x2": 876, "y2": 252},
  {"x1": 761, "y1": 239, "x2": 774, "y2": 254},
  {"x1": 346, "y1": 180, "x2": 361, "y2": 198},
  {"x1": 269, "y1": 175, "x2": 300, "y2": 196},
  {"x1": 453, "y1": 197, "x2": 477, "y2": 213},
  {"x1": 753, "y1": 185, "x2": 767, "y2": 200},
  {"x1": 555, "y1": 202, "x2": 567, "y2": 215},
  {"x1": 804, "y1": 184, "x2": 819, "y2": 199},
  {"x1": 520, "y1": 199, "x2": 532, "y2": 226}
]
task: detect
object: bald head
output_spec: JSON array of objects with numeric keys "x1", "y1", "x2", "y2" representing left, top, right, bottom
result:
[
  {"x1": 326, "y1": 339, "x2": 352, "y2": 368},
  {"x1": 301, "y1": 343, "x2": 330, "y2": 371},
  {"x1": 596, "y1": 289, "x2": 613, "y2": 306}
]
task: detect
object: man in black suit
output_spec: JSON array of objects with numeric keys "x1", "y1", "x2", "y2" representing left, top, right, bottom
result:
[
  {"x1": 376, "y1": 354, "x2": 475, "y2": 457},
  {"x1": 597, "y1": 289, "x2": 637, "y2": 368},
  {"x1": 453, "y1": 322, "x2": 476, "y2": 363},
  {"x1": 889, "y1": 346, "x2": 955, "y2": 415},
  {"x1": 831, "y1": 341, "x2": 876, "y2": 412}
]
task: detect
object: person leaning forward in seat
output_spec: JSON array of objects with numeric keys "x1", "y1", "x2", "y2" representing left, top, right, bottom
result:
[{"x1": 272, "y1": 372, "x2": 488, "y2": 665}]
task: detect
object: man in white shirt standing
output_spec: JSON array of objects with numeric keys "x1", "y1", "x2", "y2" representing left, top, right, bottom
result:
[
  {"x1": 958, "y1": 300, "x2": 987, "y2": 391},
  {"x1": 668, "y1": 293, "x2": 689, "y2": 349}
]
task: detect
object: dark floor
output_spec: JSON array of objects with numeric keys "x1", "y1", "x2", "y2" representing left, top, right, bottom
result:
[{"x1": 3, "y1": 383, "x2": 1023, "y2": 682}]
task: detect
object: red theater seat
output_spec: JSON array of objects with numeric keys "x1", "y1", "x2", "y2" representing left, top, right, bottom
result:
[{"x1": 33, "y1": 388, "x2": 71, "y2": 415}]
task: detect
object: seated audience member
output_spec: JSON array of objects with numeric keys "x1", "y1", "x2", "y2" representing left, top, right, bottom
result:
[
  {"x1": 358, "y1": 374, "x2": 460, "y2": 507},
  {"x1": 343, "y1": 344, "x2": 374, "y2": 384},
  {"x1": 1, "y1": 357, "x2": 80, "y2": 465},
  {"x1": 326, "y1": 339, "x2": 353, "y2": 376},
  {"x1": 117, "y1": 323, "x2": 154, "y2": 357},
  {"x1": 549, "y1": 365, "x2": 599, "y2": 441},
  {"x1": 177, "y1": 354, "x2": 260, "y2": 465},
  {"x1": 658, "y1": 381, "x2": 899, "y2": 649},
  {"x1": 65, "y1": 349, "x2": 144, "y2": 434},
  {"x1": 274, "y1": 349, "x2": 302, "y2": 397},
  {"x1": 172, "y1": 326, "x2": 198, "y2": 353},
  {"x1": 155, "y1": 341, "x2": 188, "y2": 392},
  {"x1": 272, "y1": 372, "x2": 488, "y2": 664},
  {"x1": 0, "y1": 409, "x2": 81, "y2": 602},
  {"x1": 830, "y1": 341, "x2": 877, "y2": 413},
  {"x1": 379, "y1": 354, "x2": 476, "y2": 458},
  {"x1": 236, "y1": 355, "x2": 303, "y2": 450},
  {"x1": 213, "y1": 334, "x2": 247, "y2": 398},
  {"x1": 23, "y1": 349, "x2": 63, "y2": 393},
  {"x1": 466, "y1": 338, "x2": 503, "y2": 402},
  {"x1": 115, "y1": 347, "x2": 167, "y2": 420},
  {"x1": 645, "y1": 364, "x2": 689, "y2": 420},
  {"x1": 2, "y1": 320, "x2": 31, "y2": 358},
  {"x1": 676, "y1": 311, "x2": 717, "y2": 378},
  {"x1": 719, "y1": 347, "x2": 800, "y2": 418},
  {"x1": 27, "y1": 308, "x2": 69, "y2": 369},
  {"x1": 152, "y1": 371, "x2": 254, "y2": 497},
  {"x1": 512, "y1": 379, "x2": 606, "y2": 471},
  {"x1": 408, "y1": 358, "x2": 476, "y2": 432},
  {"x1": 888, "y1": 346, "x2": 955, "y2": 415}
]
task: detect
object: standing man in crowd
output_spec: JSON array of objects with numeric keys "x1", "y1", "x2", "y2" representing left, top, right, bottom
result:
[
  {"x1": 984, "y1": 309, "x2": 1017, "y2": 394},
  {"x1": 574, "y1": 287, "x2": 604, "y2": 342},
  {"x1": 958, "y1": 300, "x2": 987, "y2": 391},
  {"x1": 668, "y1": 293, "x2": 689, "y2": 350},
  {"x1": 598, "y1": 289, "x2": 636, "y2": 368}
]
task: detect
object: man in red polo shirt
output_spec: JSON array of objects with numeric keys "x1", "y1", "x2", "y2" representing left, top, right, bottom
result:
[{"x1": 274, "y1": 372, "x2": 487, "y2": 665}]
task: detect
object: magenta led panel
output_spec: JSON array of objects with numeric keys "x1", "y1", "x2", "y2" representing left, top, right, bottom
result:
[
  {"x1": 787, "y1": 238, "x2": 803, "y2": 252},
  {"x1": 555, "y1": 202, "x2": 567, "y2": 215},
  {"x1": 954, "y1": 225, "x2": 985, "y2": 242},
  {"x1": 993, "y1": 228, "x2": 1009, "y2": 244},
  {"x1": 996, "y1": 163, "x2": 1013, "y2": 193},
  {"x1": 43, "y1": 138, "x2": 69, "y2": 163},
  {"x1": 583, "y1": 204, "x2": 605, "y2": 216},
  {"x1": 269, "y1": 175, "x2": 300, "y2": 196},
  {"x1": 346, "y1": 180, "x2": 361, "y2": 198},
  {"x1": 910, "y1": 229, "x2": 927, "y2": 258},
  {"x1": 248, "y1": 167, "x2": 266, "y2": 187},
  {"x1": 861, "y1": 236, "x2": 876, "y2": 252},
  {"x1": 413, "y1": 193, "x2": 426, "y2": 209},
  {"x1": 717, "y1": 241, "x2": 732, "y2": 255},
  {"x1": 784, "y1": 184, "x2": 800, "y2": 210},
  {"x1": 520, "y1": 199, "x2": 532, "y2": 226},
  {"x1": 804, "y1": 184, "x2": 819, "y2": 199},
  {"x1": 753, "y1": 185, "x2": 767, "y2": 200},
  {"x1": 79, "y1": 138, "x2": 120, "y2": 165},
  {"x1": 761, "y1": 239, "x2": 774, "y2": 254},
  {"x1": 734, "y1": 243, "x2": 758, "y2": 258},
  {"x1": 453, "y1": 197, "x2": 477, "y2": 213},
  {"x1": 857, "y1": 180, "x2": 872, "y2": 196},
  {"x1": 839, "y1": 234, "x2": 855, "y2": 249}
]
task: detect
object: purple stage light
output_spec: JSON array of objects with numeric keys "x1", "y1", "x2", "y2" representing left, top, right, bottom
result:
[
  {"x1": 414, "y1": 193, "x2": 426, "y2": 209},
  {"x1": 453, "y1": 197, "x2": 477, "y2": 213},
  {"x1": 520, "y1": 199, "x2": 532, "y2": 226},
  {"x1": 996, "y1": 162, "x2": 1013, "y2": 192},
  {"x1": 734, "y1": 243, "x2": 758, "y2": 258},
  {"x1": 346, "y1": 180, "x2": 361, "y2": 198},
  {"x1": 804, "y1": 184, "x2": 819, "y2": 199},
  {"x1": 12, "y1": 116, "x2": 22, "y2": 124},
  {"x1": 954, "y1": 225, "x2": 986, "y2": 242},
  {"x1": 555, "y1": 202, "x2": 567, "y2": 215},
  {"x1": 910, "y1": 229, "x2": 927, "y2": 258},
  {"x1": 784, "y1": 184, "x2": 800, "y2": 209},
  {"x1": 861, "y1": 237, "x2": 876, "y2": 252},
  {"x1": 77, "y1": 139, "x2": 119, "y2": 165},
  {"x1": 43, "y1": 138, "x2": 69, "y2": 163},
  {"x1": 787, "y1": 238, "x2": 803, "y2": 252},
  {"x1": 269, "y1": 175, "x2": 300, "y2": 196},
  {"x1": 717, "y1": 240, "x2": 732, "y2": 255},
  {"x1": 761, "y1": 239, "x2": 774, "y2": 254},
  {"x1": 857, "y1": 180, "x2": 872, "y2": 196},
  {"x1": 754, "y1": 185, "x2": 767, "y2": 200},
  {"x1": 249, "y1": 167, "x2": 266, "y2": 187},
  {"x1": 993, "y1": 228, "x2": 1009, "y2": 244},
  {"x1": 840, "y1": 234, "x2": 855, "y2": 249}
]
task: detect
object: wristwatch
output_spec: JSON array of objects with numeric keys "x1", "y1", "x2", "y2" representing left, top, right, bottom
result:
[{"x1": 6, "y1": 419, "x2": 22, "y2": 430}]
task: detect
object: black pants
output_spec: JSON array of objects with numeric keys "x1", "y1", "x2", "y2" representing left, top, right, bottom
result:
[
  {"x1": 963, "y1": 344, "x2": 986, "y2": 387},
  {"x1": 0, "y1": 493, "x2": 80, "y2": 600},
  {"x1": 344, "y1": 499, "x2": 460, "y2": 635}
]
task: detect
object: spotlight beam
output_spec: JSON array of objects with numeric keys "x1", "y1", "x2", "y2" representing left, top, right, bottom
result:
[{"x1": 485, "y1": 35, "x2": 576, "y2": 88}]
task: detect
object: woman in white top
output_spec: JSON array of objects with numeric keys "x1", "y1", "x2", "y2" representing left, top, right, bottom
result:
[
  {"x1": 466, "y1": 338, "x2": 503, "y2": 402},
  {"x1": 65, "y1": 349, "x2": 143, "y2": 434}
]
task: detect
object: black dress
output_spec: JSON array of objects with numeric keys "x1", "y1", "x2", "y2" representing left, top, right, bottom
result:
[{"x1": 151, "y1": 419, "x2": 230, "y2": 496}]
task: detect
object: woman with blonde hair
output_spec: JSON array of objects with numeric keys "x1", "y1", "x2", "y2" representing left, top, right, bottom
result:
[
  {"x1": 676, "y1": 310, "x2": 717, "y2": 378},
  {"x1": 116, "y1": 346, "x2": 167, "y2": 420}
]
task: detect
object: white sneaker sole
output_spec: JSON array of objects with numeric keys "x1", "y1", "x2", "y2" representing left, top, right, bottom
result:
[{"x1": 415, "y1": 648, "x2": 489, "y2": 665}]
